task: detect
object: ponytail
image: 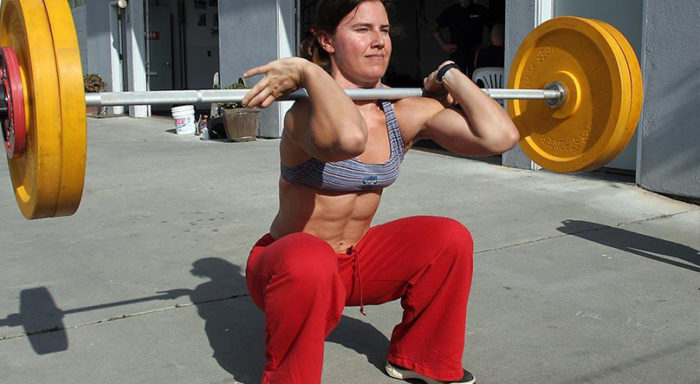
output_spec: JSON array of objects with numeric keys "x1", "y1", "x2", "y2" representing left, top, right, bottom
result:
[{"x1": 298, "y1": 31, "x2": 331, "y2": 72}]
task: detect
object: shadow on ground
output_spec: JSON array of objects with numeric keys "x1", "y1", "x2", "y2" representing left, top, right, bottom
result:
[
  {"x1": 184, "y1": 257, "x2": 390, "y2": 383},
  {"x1": 1, "y1": 257, "x2": 390, "y2": 383},
  {"x1": 557, "y1": 220, "x2": 699, "y2": 273}
]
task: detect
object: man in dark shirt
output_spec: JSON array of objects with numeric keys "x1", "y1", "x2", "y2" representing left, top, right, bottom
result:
[{"x1": 433, "y1": 0, "x2": 490, "y2": 77}]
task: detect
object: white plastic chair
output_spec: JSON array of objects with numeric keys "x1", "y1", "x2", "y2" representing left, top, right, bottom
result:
[
  {"x1": 472, "y1": 67, "x2": 505, "y2": 107},
  {"x1": 210, "y1": 72, "x2": 221, "y2": 117},
  {"x1": 472, "y1": 66, "x2": 504, "y2": 88}
]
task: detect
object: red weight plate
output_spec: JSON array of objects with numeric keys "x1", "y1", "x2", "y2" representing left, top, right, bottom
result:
[{"x1": 1, "y1": 46, "x2": 25, "y2": 158}]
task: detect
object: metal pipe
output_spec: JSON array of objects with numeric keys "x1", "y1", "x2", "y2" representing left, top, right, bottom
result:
[{"x1": 85, "y1": 87, "x2": 563, "y2": 106}]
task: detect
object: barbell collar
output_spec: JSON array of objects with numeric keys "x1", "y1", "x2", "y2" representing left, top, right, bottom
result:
[
  {"x1": 544, "y1": 82, "x2": 567, "y2": 108},
  {"x1": 85, "y1": 87, "x2": 564, "y2": 107}
]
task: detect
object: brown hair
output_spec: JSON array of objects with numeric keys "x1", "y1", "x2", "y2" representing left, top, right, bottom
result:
[{"x1": 299, "y1": 0, "x2": 392, "y2": 71}]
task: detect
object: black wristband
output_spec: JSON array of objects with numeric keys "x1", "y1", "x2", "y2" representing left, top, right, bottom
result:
[{"x1": 437, "y1": 63, "x2": 459, "y2": 84}]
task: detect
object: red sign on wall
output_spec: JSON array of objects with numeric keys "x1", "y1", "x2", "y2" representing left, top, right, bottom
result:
[{"x1": 148, "y1": 31, "x2": 160, "y2": 40}]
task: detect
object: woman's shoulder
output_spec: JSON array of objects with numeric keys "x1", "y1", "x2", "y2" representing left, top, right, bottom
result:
[
  {"x1": 394, "y1": 96, "x2": 444, "y2": 118},
  {"x1": 393, "y1": 96, "x2": 445, "y2": 143}
]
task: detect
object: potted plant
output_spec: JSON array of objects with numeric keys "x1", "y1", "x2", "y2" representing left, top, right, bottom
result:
[
  {"x1": 83, "y1": 73, "x2": 106, "y2": 116},
  {"x1": 213, "y1": 81, "x2": 260, "y2": 142}
]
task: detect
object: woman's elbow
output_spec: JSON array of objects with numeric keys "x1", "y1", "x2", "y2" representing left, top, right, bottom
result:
[
  {"x1": 336, "y1": 128, "x2": 367, "y2": 157},
  {"x1": 490, "y1": 121, "x2": 520, "y2": 154},
  {"x1": 313, "y1": 124, "x2": 367, "y2": 161},
  {"x1": 504, "y1": 121, "x2": 520, "y2": 149}
]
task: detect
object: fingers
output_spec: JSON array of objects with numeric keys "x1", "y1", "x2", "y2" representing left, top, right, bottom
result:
[
  {"x1": 423, "y1": 70, "x2": 442, "y2": 93},
  {"x1": 243, "y1": 81, "x2": 273, "y2": 108},
  {"x1": 241, "y1": 58, "x2": 303, "y2": 108},
  {"x1": 260, "y1": 94, "x2": 277, "y2": 109},
  {"x1": 242, "y1": 75, "x2": 294, "y2": 108},
  {"x1": 242, "y1": 64, "x2": 270, "y2": 79},
  {"x1": 423, "y1": 75, "x2": 434, "y2": 90}
]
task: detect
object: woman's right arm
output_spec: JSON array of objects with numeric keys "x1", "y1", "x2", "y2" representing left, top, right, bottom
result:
[{"x1": 242, "y1": 58, "x2": 367, "y2": 162}]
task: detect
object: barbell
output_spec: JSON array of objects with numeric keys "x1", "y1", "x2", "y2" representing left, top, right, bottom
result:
[{"x1": 0, "y1": 0, "x2": 643, "y2": 220}]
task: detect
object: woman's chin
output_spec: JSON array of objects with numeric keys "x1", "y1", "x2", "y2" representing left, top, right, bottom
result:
[
  {"x1": 334, "y1": 68, "x2": 387, "y2": 88},
  {"x1": 360, "y1": 72, "x2": 388, "y2": 87}
]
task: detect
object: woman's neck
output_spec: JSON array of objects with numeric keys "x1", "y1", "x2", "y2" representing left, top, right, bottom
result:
[{"x1": 331, "y1": 69, "x2": 382, "y2": 89}]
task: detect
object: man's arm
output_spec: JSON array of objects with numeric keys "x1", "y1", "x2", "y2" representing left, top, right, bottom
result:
[{"x1": 433, "y1": 23, "x2": 457, "y2": 54}]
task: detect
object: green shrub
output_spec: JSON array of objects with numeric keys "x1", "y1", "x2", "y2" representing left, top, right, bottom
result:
[
  {"x1": 83, "y1": 73, "x2": 106, "y2": 93},
  {"x1": 218, "y1": 82, "x2": 249, "y2": 110}
]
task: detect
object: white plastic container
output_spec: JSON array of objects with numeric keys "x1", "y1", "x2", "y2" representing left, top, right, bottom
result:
[{"x1": 171, "y1": 105, "x2": 195, "y2": 135}]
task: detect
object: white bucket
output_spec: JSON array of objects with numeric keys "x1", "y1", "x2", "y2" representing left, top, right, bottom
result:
[{"x1": 171, "y1": 105, "x2": 195, "y2": 135}]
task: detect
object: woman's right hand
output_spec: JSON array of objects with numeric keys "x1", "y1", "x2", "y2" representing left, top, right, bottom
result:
[{"x1": 241, "y1": 57, "x2": 309, "y2": 108}]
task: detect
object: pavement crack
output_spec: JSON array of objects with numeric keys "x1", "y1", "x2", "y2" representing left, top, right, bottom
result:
[
  {"x1": 0, "y1": 293, "x2": 250, "y2": 341},
  {"x1": 475, "y1": 209, "x2": 697, "y2": 255}
]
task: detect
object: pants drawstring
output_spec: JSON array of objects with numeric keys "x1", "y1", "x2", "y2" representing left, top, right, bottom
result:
[{"x1": 346, "y1": 246, "x2": 365, "y2": 316}]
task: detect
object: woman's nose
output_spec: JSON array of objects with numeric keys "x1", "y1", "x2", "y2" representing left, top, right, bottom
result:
[{"x1": 371, "y1": 30, "x2": 385, "y2": 47}]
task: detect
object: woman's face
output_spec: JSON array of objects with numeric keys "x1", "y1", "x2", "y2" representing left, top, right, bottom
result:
[{"x1": 323, "y1": 1, "x2": 392, "y2": 87}]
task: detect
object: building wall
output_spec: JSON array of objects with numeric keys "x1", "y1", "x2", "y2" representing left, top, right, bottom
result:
[
  {"x1": 70, "y1": 5, "x2": 88, "y2": 74},
  {"x1": 85, "y1": 1, "x2": 113, "y2": 81},
  {"x1": 79, "y1": 1, "x2": 148, "y2": 117},
  {"x1": 502, "y1": 0, "x2": 541, "y2": 170},
  {"x1": 219, "y1": 0, "x2": 295, "y2": 137},
  {"x1": 638, "y1": 0, "x2": 700, "y2": 200}
]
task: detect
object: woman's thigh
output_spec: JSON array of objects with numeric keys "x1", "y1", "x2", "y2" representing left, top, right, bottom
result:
[
  {"x1": 343, "y1": 216, "x2": 473, "y2": 306},
  {"x1": 247, "y1": 232, "x2": 343, "y2": 310}
]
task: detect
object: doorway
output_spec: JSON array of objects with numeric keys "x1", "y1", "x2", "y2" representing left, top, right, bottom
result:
[
  {"x1": 147, "y1": 5, "x2": 174, "y2": 92},
  {"x1": 146, "y1": 0, "x2": 221, "y2": 114}
]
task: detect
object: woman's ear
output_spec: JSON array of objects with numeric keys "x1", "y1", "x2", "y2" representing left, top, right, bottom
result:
[{"x1": 316, "y1": 31, "x2": 335, "y2": 54}]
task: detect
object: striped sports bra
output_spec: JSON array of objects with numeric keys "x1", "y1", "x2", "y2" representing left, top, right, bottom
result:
[{"x1": 281, "y1": 100, "x2": 405, "y2": 192}]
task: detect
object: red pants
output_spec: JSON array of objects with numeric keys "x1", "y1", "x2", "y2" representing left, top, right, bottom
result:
[{"x1": 245, "y1": 216, "x2": 473, "y2": 383}]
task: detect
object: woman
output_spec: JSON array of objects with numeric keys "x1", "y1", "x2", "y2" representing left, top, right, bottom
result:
[{"x1": 241, "y1": 1, "x2": 519, "y2": 383}]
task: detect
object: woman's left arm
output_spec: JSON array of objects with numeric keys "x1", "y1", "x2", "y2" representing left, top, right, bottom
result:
[{"x1": 420, "y1": 62, "x2": 520, "y2": 156}]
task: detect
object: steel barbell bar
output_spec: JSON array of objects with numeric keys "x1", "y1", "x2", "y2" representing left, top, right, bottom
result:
[{"x1": 84, "y1": 87, "x2": 565, "y2": 107}]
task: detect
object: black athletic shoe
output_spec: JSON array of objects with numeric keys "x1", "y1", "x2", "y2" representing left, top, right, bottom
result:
[{"x1": 385, "y1": 361, "x2": 476, "y2": 384}]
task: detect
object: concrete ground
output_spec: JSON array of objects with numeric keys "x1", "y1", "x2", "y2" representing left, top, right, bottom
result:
[{"x1": 1, "y1": 116, "x2": 698, "y2": 384}]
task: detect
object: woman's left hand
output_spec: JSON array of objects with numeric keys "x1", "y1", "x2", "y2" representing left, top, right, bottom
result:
[
  {"x1": 419, "y1": 61, "x2": 520, "y2": 156},
  {"x1": 424, "y1": 61, "x2": 455, "y2": 105}
]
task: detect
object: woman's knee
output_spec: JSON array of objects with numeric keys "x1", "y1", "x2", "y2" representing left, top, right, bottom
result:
[
  {"x1": 422, "y1": 217, "x2": 473, "y2": 251},
  {"x1": 273, "y1": 233, "x2": 340, "y2": 286},
  {"x1": 428, "y1": 217, "x2": 474, "y2": 268},
  {"x1": 444, "y1": 218, "x2": 473, "y2": 247},
  {"x1": 248, "y1": 233, "x2": 343, "y2": 308}
]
